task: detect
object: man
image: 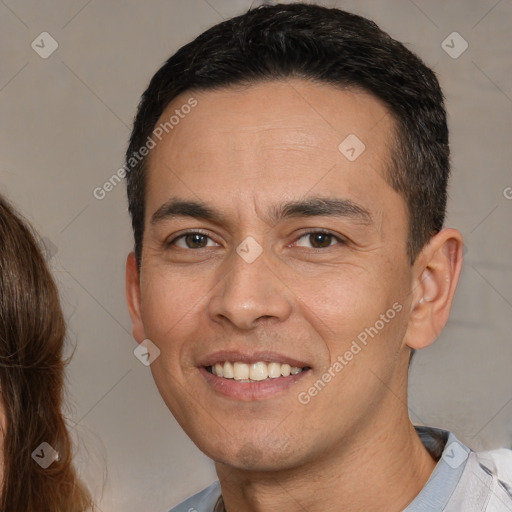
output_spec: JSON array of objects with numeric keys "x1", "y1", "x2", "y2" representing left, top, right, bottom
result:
[{"x1": 124, "y1": 3, "x2": 512, "y2": 511}]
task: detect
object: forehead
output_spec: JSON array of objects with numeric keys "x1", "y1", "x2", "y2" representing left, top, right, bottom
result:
[{"x1": 145, "y1": 80, "x2": 400, "y2": 221}]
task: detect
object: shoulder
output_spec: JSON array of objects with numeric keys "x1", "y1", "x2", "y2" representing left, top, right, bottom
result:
[
  {"x1": 475, "y1": 447, "x2": 512, "y2": 493},
  {"x1": 414, "y1": 426, "x2": 512, "y2": 511},
  {"x1": 168, "y1": 481, "x2": 221, "y2": 512},
  {"x1": 446, "y1": 448, "x2": 512, "y2": 511}
]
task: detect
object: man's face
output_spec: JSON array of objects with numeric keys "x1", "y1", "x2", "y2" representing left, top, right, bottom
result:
[{"x1": 130, "y1": 80, "x2": 416, "y2": 471}]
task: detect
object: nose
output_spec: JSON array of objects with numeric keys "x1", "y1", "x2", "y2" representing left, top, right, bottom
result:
[{"x1": 207, "y1": 246, "x2": 293, "y2": 330}]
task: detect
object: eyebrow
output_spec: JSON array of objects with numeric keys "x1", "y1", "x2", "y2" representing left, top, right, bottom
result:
[{"x1": 150, "y1": 196, "x2": 373, "y2": 226}]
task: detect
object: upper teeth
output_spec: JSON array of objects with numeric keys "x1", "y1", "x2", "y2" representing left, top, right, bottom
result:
[{"x1": 211, "y1": 361, "x2": 304, "y2": 381}]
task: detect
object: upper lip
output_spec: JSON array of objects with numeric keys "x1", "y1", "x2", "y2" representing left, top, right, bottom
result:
[{"x1": 199, "y1": 351, "x2": 311, "y2": 369}]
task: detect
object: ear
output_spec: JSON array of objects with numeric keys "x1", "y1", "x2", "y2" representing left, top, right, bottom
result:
[
  {"x1": 405, "y1": 228, "x2": 464, "y2": 350},
  {"x1": 126, "y1": 252, "x2": 146, "y2": 343}
]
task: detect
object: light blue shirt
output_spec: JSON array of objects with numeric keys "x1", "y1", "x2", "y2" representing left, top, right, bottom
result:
[{"x1": 169, "y1": 426, "x2": 512, "y2": 512}]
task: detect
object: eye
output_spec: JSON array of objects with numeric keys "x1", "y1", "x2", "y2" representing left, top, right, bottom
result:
[
  {"x1": 168, "y1": 231, "x2": 218, "y2": 249},
  {"x1": 295, "y1": 230, "x2": 345, "y2": 249}
]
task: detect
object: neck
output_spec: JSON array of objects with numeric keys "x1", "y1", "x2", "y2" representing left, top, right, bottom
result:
[{"x1": 215, "y1": 412, "x2": 437, "y2": 512}]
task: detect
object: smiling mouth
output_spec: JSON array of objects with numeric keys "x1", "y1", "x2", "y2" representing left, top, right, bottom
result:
[{"x1": 206, "y1": 361, "x2": 311, "y2": 382}]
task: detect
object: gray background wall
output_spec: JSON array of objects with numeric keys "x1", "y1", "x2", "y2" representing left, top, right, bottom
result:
[{"x1": 1, "y1": 0, "x2": 511, "y2": 510}]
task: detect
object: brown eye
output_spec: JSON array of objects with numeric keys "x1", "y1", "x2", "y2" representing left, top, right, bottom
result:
[
  {"x1": 309, "y1": 233, "x2": 333, "y2": 248},
  {"x1": 168, "y1": 232, "x2": 217, "y2": 249},
  {"x1": 296, "y1": 231, "x2": 342, "y2": 249},
  {"x1": 184, "y1": 233, "x2": 208, "y2": 248}
]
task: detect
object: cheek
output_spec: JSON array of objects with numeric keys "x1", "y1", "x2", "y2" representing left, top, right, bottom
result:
[
  {"x1": 139, "y1": 268, "x2": 206, "y2": 352},
  {"x1": 292, "y1": 263, "x2": 406, "y2": 357}
]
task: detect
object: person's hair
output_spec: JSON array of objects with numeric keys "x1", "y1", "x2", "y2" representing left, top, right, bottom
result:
[
  {"x1": 0, "y1": 195, "x2": 93, "y2": 511},
  {"x1": 126, "y1": 2, "x2": 449, "y2": 268}
]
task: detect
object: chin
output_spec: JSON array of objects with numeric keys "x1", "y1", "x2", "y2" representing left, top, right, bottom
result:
[{"x1": 202, "y1": 436, "x2": 304, "y2": 472}]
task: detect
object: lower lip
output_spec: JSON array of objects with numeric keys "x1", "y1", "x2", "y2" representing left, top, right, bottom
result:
[{"x1": 199, "y1": 366, "x2": 310, "y2": 401}]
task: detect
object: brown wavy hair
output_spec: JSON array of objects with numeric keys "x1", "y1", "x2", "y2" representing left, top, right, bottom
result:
[{"x1": 0, "y1": 195, "x2": 93, "y2": 511}]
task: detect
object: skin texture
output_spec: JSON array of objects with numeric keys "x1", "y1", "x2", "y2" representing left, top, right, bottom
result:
[{"x1": 126, "y1": 80, "x2": 464, "y2": 512}]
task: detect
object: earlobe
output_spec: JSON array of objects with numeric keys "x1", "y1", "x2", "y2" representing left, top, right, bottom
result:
[
  {"x1": 126, "y1": 252, "x2": 146, "y2": 343},
  {"x1": 405, "y1": 228, "x2": 464, "y2": 350}
]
